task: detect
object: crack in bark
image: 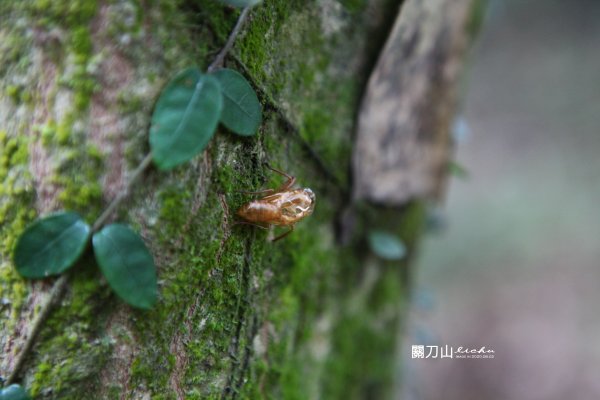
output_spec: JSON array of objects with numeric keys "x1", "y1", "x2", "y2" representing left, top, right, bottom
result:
[
  {"x1": 216, "y1": 192, "x2": 232, "y2": 264},
  {"x1": 229, "y1": 55, "x2": 347, "y2": 194},
  {"x1": 168, "y1": 293, "x2": 203, "y2": 399},
  {"x1": 221, "y1": 234, "x2": 254, "y2": 400},
  {"x1": 234, "y1": 314, "x2": 259, "y2": 395}
]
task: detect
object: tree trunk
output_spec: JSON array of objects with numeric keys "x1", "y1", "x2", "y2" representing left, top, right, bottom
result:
[{"x1": 0, "y1": 0, "x2": 480, "y2": 398}]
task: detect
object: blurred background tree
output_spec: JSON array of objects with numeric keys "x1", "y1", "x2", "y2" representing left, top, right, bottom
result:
[{"x1": 407, "y1": 1, "x2": 600, "y2": 399}]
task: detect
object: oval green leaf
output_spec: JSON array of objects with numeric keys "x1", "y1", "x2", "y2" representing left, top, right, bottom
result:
[
  {"x1": 220, "y1": 0, "x2": 262, "y2": 7},
  {"x1": 368, "y1": 230, "x2": 406, "y2": 261},
  {"x1": 0, "y1": 384, "x2": 32, "y2": 400},
  {"x1": 150, "y1": 68, "x2": 223, "y2": 170},
  {"x1": 92, "y1": 224, "x2": 157, "y2": 309},
  {"x1": 212, "y1": 68, "x2": 262, "y2": 136},
  {"x1": 14, "y1": 212, "x2": 91, "y2": 279}
]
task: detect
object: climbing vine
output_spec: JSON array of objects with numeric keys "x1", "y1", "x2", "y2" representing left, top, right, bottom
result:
[{"x1": 3, "y1": 1, "x2": 262, "y2": 396}]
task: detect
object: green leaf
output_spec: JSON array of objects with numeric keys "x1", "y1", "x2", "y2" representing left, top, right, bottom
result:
[
  {"x1": 220, "y1": 0, "x2": 262, "y2": 7},
  {"x1": 14, "y1": 212, "x2": 91, "y2": 278},
  {"x1": 0, "y1": 384, "x2": 32, "y2": 400},
  {"x1": 212, "y1": 68, "x2": 262, "y2": 136},
  {"x1": 368, "y1": 230, "x2": 406, "y2": 261},
  {"x1": 150, "y1": 68, "x2": 223, "y2": 170},
  {"x1": 448, "y1": 160, "x2": 469, "y2": 179},
  {"x1": 92, "y1": 224, "x2": 157, "y2": 309}
]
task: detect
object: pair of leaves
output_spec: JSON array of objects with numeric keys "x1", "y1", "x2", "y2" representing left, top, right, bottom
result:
[
  {"x1": 368, "y1": 231, "x2": 406, "y2": 260},
  {"x1": 0, "y1": 385, "x2": 30, "y2": 400},
  {"x1": 14, "y1": 212, "x2": 157, "y2": 309},
  {"x1": 150, "y1": 68, "x2": 262, "y2": 170}
]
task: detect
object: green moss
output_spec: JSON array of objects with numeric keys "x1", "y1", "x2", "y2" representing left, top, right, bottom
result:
[
  {"x1": 29, "y1": 333, "x2": 111, "y2": 398},
  {"x1": 340, "y1": 0, "x2": 368, "y2": 14},
  {"x1": 299, "y1": 109, "x2": 335, "y2": 162},
  {"x1": 0, "y1": 11, "x2": 32, "y2": 79},
  {"x1": 64, "y1": 55, "x2": 97, "y2": 113},
  {"x1": 28, "y1": 0, "x2": 98, "y2": 28},
  {"x1": 324, "y1": 312, "x2": 398, "y2": 399},
  {"x1": 71, "y1": 26, "x2": 93, "y2": 56},
  {"x1": 28, "y1": 259, "x2": 113, "y2": 398},
  {"x1": 55, "y1": 116, "x2": 73, "y2": 145},
  {"x1": 234, "y1": 1, "x2": 362, "y2": 186},
  {"x1": 157, "y1": 186, "x2": 193, "y2": 239},
  {"x1": 0, "y1": 131, "x2": 35, "y2": 332},
  {"x1": 57, "y1": 177, "x2": 103, "y2": 214},
  {"x1": 64, "y1": 20, "x2": 97, "y2": 112},
  {"x1": 38, "y1": 120, "x2": 56, "y2": 146},
  {"x1": 46, "y1": 137, "x2": 104, "y2": 217},
  {"x1": 17, "y1": 0, "x2": 105, "y2": 216},
  {"x1": 184, "y1": 0, "x2": 240, "y2": 69},
  {"x1": 5, "y1": 84, "x2": 21, "y2": 102}
]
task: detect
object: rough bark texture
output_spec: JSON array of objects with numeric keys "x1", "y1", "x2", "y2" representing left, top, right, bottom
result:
[{"x1": 0, "y1": 0, "x2": 480, "y2": 398}]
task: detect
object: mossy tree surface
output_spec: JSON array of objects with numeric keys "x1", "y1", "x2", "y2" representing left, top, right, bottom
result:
[{"x1": 0, "y1": 0, "x2": 475, "y2": 398}]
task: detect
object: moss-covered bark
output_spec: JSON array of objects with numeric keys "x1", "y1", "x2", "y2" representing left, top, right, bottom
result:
[{"x1": 1, "y1": 0, "x2": 477, "y2": 398}]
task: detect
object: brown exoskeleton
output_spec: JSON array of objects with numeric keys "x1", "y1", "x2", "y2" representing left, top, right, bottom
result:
[{"x1": 236, "y1": 166, "x2": 316, "y2": 241}]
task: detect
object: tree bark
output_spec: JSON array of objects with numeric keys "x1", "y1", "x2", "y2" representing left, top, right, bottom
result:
[{"x1": 0, "y1": 0, "x2": 480, "y2": 398}]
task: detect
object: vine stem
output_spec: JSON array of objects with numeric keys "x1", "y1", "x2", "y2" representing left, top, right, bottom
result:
[
  {"x1": 207, "y1": 6, "x2": 251, "y2": 73},
  {"x1": 7, "y1": 4, "x2": 253, "y2": 384},
  {"x1": 6, "y1": 153, "x2": 153, "y2": 385},
  {"x1": 6, "y1": 275, "x2": 69, "y2": 385},
  {"x1": 92, "y1": 152, "x2": 153, "y2": 232}
]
